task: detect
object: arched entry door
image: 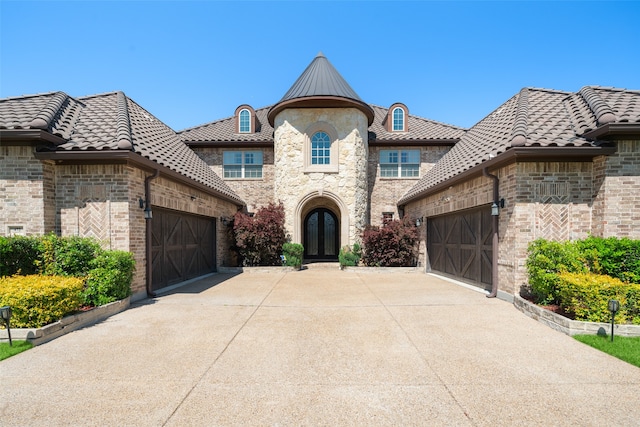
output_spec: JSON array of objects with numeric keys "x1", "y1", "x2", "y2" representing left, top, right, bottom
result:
[{"x1": 304, "y1": 208, "x2": 339, "y2": 260}]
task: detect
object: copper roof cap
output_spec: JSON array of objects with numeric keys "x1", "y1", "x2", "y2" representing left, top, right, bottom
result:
[{"x1": 267, "y1": 52, "x2": 374, "y2": 126}]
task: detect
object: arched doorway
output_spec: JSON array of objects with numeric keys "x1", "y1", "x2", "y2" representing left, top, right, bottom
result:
[{"x1": 304, "y1": 208, "x2": 339, "y2": 260}]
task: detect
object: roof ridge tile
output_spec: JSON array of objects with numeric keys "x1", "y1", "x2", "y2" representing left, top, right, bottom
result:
[
  {"x1": 116, "y1": 92, "x2": 133, "y2": 150},
  {"x1": 579, "y1": 86, "x2": 617, "y2": 125},
  {"x1": 28, "y1": 91, "x2": 69, "y2": 130},
  {"x1": 510, "y1": 88, "x2": 529, "y2": 146}
]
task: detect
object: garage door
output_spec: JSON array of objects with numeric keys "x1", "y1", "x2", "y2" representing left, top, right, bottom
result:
[
  {"x1": 427, "y1": 207, "x2": 492, "y2": 291},
  {"x1": 151, "y1": 208, "x2": 216, "y2": 291}
]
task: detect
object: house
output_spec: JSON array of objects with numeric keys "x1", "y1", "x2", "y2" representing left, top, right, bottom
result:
[{"x1": 1, "y1": 53, "x2": 639, "y2": 301}]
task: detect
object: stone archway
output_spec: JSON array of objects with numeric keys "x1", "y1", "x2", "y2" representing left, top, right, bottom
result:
[{"x1": 294, "y1": 191, "x2": 349, "y2": 259}]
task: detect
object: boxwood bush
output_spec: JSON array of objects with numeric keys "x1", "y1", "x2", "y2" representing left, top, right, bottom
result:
[
  {"x1": 282, "y1": 243, "x2": 304, "y2": 268},
  {"x1": 557, "y1": 272, "x2": 640, "y2": 324},
  {"x1": 339, "y1": 243, "x2": 362, "y2": 267},
  {"x1": 0, "y1": 275, "x2": 85, "y2": 328},
  {"x1": 0, "y1": 235, "x2": 135, "y2": 316}
]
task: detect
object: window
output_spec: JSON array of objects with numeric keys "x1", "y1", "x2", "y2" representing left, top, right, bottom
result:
[
  {"x1": 223, "y1": 151, "x2": 263, "y2": 179},
  {"x1": 239, "y1": 109, "x2": 251, "y2": 133},
  {"x1": 311, "y1": 131, "x2": 331, "y2": 165},
  {"x1": 392, "y1": 107, "x2": 404, "y2": 131},
  {"x1": 380, "y1": 149, "x2": 420, "y2": 178}
]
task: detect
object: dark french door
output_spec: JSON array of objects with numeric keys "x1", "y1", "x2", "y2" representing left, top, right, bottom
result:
[{"x1": 304, "y1": 208, "x2": 339, "y2": 260}]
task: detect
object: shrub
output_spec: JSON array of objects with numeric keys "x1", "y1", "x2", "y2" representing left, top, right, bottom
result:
[
  {"x1": 233, "y1": 202, "x2": 288, "y2": 266},
  {"x1": 339, "y1": 243, "x2": 361, "y2": 267},
  {"x1": 525, "y1": 239, "x2": 586, "y2": 305},
  {"x1": 83, "y1": 251, "x2": 135, "y2": 306},
  {"x1": 556, "y1": 272, "x2": 640, "y2": 324},
  {"x1": 0, "y1": 236, "x2": 42, "y2": 276},
  {"x1": 282, "y1": 243, "x2": 304, "y2": 268},
  {"x1": 0, "y1": 275, "x2": 84, "y2": 328},
  {"x1": 577, "y1": 236, "x2": 640, "y2": 284},
  {"x1": 40, "y1": 234, "x2": 102, "y2": 277},
  {"x1": 361, "y1": 218, "x2": 418, "y2": 267}
]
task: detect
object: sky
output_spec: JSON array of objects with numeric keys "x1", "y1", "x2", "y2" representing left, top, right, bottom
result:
[{"x1": 1, "y1": 1, "x2": 639, "y2": 131}]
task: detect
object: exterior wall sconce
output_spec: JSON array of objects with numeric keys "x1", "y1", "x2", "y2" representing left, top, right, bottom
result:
[
  {"x1": 139, "y1": 198, "x2": 153, "y2": 220},
  {"x1": 0, "y1": 305, "x2": 12, "y2": 346},
  {"x1": 491, "y1": 198, "x2": 506, "y2": 216},
  {"x1": 190, "y1": 195, "x2": 197, "y2": 201},
  {"x1": 608, "y1": 299, "x2": 620, "y2": 342},
  {"x1": 415, "y1": 217, "x2": 424, "y2": 227},
  {"x1": 220, "y1": 217, "x2": 232, "y2": 226}
]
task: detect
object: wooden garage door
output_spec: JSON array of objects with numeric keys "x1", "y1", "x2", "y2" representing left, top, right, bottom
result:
[
  {"x1": 151, "y1": 208, "x2": 216, "y2": 291},
  {"x1": 427, "y1": 207, "x2": 492, "y2": 291}
]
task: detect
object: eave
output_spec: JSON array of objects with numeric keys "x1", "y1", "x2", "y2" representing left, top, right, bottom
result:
[
  {"x1": 582, "y1": 123, "x2": 640, "y2": 140},
  {"x1": 184, "y1": 140, "x2": 274, "y2": 148},
  {"x1": 369, "y1": 138, "x2": 459, "y2": 147},
  {"x1": 34, "y1": 150, "x2": 246, "y2": 208},
  {"x1": 398, "y1": 145, "x2": 617, "y2": 207},
  {"x1": 0, "y1": 129, "x2": 68, "y2": 146},
  {"x1": 268, "y1": 96, "x2": 375, "y2": 127}
]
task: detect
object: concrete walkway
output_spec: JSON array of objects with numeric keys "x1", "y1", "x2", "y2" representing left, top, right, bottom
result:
[{"x1": 1, "y1": 270, "x2": 639, "y2": 426}]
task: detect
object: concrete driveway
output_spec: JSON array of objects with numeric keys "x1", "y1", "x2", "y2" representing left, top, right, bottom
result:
[{"x1": 1, "y1": 269, "x2": 639, "y2": 426}]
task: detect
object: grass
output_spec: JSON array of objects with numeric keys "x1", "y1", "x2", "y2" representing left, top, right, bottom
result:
[
  {"x1": 0, "y1": 340, "x2": 33, "y2": 361},
  {"x1": 574, "y1": 334, "x2": 640, "y2": 368}
]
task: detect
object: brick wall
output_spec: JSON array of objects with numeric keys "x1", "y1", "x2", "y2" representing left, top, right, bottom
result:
[
  {"x1": 592, "y1": 140, "x2": 640, "y2": 238},
  {"x1": 0, "y1": 146, "x2": 51, "y2": 236},
  {"x1": 368, "y1": 146, "x2": 449, "y2": 227},
  {"x1": 192, "y1": 147, "x2": 275, "y2": 212}
]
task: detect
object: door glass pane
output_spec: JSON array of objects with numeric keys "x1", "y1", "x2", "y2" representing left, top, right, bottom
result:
[
  {"x1": 307, "y1": 212, "x2": 318, "y2": 256},
  {"x1": 324, "y1": 212, "x2": 336, "y2": 256}
]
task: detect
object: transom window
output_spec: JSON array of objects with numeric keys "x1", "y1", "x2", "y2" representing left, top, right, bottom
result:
[
  {"x1": 239, "y1": 109, "x2": 251, "y2": 133},
  {"x1": 392, "y1": 107, "x2": 405, "y2": 131},
  {"x1": 223, "y1": 151, "x2": 263, "y2": 179},
  {"x1": 380, "y1": 149, "x2": 420, "y2": 178},
  {"x1": 311, "y1": 131, "x2": 331, "y2": 165}
]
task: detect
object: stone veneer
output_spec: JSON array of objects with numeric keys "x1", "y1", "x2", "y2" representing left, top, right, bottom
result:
[{"x1": 272, "y1": 108, "x2": 369, "y2": 247}]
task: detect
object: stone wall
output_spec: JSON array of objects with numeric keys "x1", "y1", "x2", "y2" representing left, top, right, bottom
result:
[
  {"x1": 193, "y1": 147, "x2": 275, "y2": 212},
  {"x1": 272, "y1": 108, "x2": 369, "y2": 246}
]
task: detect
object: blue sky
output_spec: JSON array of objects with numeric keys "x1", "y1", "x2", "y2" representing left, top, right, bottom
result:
[{"x1": 1, "y1": 1, "x2": 639, "y2": 130}]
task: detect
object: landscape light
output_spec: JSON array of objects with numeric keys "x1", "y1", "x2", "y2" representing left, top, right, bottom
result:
[
  {"x1": 608, "y1": 299, "x2": 620, "y2": 342},
  {"x1": 0, "y1": 306, "x2": 13, "y2": 346}
]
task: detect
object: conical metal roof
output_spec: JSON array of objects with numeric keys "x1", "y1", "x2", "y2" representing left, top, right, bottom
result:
[{"x1": 268, "y1": 52, "x2": 374, "y2": 126}]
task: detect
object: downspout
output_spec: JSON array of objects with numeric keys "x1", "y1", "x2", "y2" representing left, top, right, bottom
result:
[
  {"x1": 483, "y1": 167, "x2": 500, "y2": 298},
  {"x1": 145, "y1": 170, "x2": 160, "y2": 297}
]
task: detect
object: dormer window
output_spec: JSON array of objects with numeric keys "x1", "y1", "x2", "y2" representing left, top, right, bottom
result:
[
  {"x1": 385, "y1": 103, "x2": 408, "y2": 132},
  {"x1": 239, "y1": 109, "x2": 251, "y2": 133},
  {"x1": 235, "y1": 105, "x2": 257, "y2": 134},
  {"x1": 392, "y1": 107, "x2": 404, "y2": 131}
]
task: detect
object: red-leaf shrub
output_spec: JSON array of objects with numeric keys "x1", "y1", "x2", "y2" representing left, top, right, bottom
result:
[
  {"x1": 361, "y1": 218, "x2": 419, "y2": 267},
  {"x1": 233, "y1": 202, "x2": 288, "y2": 266}
]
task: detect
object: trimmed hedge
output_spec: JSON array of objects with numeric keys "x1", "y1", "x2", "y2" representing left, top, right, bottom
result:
[
  {"x1": 339, "y1": 243, "x2": 362, "y2": 267},
  {"x1": 557, "y1": 272, "x2": 640, "y2": 324},
  {"x1": 526, "y1": 237, "x2": 640, "y2": 305},
  {"x1": 0, "y1": 236, "x2": 42, "y2": 276},
  {"x1": 282, "y1": 243, "x2": 304, "y2": 268},
  {"x1": 0, "y1": 275, "x2": 85, "y2": 328},
  {"x1": 82, "y1": 251, "x2": 135, "y2": 306}
]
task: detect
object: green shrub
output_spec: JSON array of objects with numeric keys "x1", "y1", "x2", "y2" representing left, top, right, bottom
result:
[
  {"x1": 361, "y1": 218, "x2": 418, "y2": 267},
  {"x1": 0, "y1": 275, "x2": 84, "y2": 328},
  {"x1": 577, "y1": 236, "x2": 640, "y2": 284},
  {"x1": 82, "y1": 251, "x2": 135, "y2": 306},
  {"x1": 525, "y1": 239, "x2": 587, "y2": 305},
  {"x1": 339, "y1": 243, "x2": 362, "y2": 267},
  {"x1": 556, "y1": 272, "x2": 640, "y2": 324},
  {"x1": 282, "y1": 243, "x2": 304, "y2": 268},
  {"x1": 0, "y1": 236, "x2": 42, "y2": 276},
  {"x1": 41, "y1": 234, "x2": 102, "y2": 277}
]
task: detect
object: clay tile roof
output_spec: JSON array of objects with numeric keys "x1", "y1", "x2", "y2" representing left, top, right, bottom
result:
[
  {"x1": 368, "y1": 105, "x2": 465, "y2": 141},
  {"x1": 267, "y1": 52, "x2": 375, "y2": 126},
  {"x1": 0, "y1": 91, "x2": 244, "y2": 205},
  {"x1": 179, "y1": 106, "x2": 274, "y2": 143},
  {"x1": 0, "y1": 91, "x2": 84, "y2": 140}
]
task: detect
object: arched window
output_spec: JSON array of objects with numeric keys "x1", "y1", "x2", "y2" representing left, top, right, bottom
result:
[
  {"x1": 311, "y1": 131, "x2": 331, "y2": 165},
  {"x1": 239, "y1": 109, "x2": 251, "y2": 133},
  {"x1": 392, "y1": 107, "x2": 404, "y2": 132}
]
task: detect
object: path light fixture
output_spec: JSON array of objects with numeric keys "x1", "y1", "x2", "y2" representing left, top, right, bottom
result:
[
  {"x1": 0, "y1": 305, "x2": 12, "y2": 346},
  {"x1": 608, "y1": 299, "x2": 620, "y2": 342}
]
